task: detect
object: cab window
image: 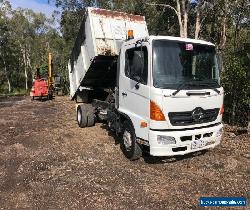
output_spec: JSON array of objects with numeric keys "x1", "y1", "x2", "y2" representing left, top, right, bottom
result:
[{"x1": 125, "y1": 46, "x2": 148, "y2": 85}]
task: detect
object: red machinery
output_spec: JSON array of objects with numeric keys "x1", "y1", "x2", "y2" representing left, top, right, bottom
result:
[
  {"x1": 30, "y1": 78, "x2": 49, "y2": 100},
  {"x1": 30, "y1": 53, "x2": 54, "y2": 100}
]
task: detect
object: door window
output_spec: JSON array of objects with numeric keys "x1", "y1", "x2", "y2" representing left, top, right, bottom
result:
[{"x1": 125, "y1": 46, "x2": 148, "y2": 85}]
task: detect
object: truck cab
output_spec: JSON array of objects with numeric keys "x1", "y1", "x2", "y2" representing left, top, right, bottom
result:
[{"x1": 116, "y1": 36, "x2": 224, "y2": 158}]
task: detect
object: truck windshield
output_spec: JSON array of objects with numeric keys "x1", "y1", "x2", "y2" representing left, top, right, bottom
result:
[{"x1": 152, "y1": 40, "x2": 220, "y2": 89}]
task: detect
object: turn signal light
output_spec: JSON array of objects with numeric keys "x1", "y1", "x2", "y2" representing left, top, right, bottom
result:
[
  {"x1": 220, "y1": 104, "x2": 224, "y2": 115},
  {"x1": 140, "y1": 121, "x2": 148, "y2": 128},
  {"x1": 128, "y1": 30, "x2": 134, "y2": 40},
  {"x1": 150, "y1": 100, "x2": 166, "y2": 121}
]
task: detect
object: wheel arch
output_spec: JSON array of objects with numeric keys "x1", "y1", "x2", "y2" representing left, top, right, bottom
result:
[{"x1": 118, "y1": 112, "x2": 135, "y2": 131}]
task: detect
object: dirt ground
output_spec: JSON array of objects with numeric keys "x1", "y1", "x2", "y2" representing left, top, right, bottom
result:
[{"x1": 0, "y1": 96, "x2": 249, "y2": 210}]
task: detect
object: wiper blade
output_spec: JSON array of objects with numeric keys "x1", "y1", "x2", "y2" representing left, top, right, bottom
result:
[
  {"x1": 172, "y1": 80, "x2": 221, "y2": 96},
  {"x1": 197, "y1": 80, "x2": 221, "y2": 94},
  {"x1": 212, "y1": 88, "x2": 220, "y2": 94},
  {"x1": 172, "y1": 81, "x2": 194, "y2": 96}
]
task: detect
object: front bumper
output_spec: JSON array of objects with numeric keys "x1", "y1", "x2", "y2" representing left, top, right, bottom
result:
[{"x1": 149, "y1": 123, "x2": 223, "y2": 156}]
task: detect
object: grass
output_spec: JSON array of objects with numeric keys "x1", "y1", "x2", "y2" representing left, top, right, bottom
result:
[{"x1": 0, "y1": 88, "x2": 28, "y2": 97}]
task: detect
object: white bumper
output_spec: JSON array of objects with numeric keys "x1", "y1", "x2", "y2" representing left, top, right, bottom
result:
[{"x1": 149, "y1": 123, "x2": 223, "y2": 156}]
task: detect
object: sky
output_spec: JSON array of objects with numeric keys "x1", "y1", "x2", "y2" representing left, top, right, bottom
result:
[{"x1": 9, "y1": 0, "x2": 59, "y2": 17}]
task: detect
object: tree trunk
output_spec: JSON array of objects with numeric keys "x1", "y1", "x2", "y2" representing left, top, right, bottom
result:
[
  {"x1": 176, "y1": 0, "x2": 184, "y2": 37},
  {"x1": 219, "y1": 0, "x2": 228, "y2": 50},
  {"x1": 27, "y1": 50, "x2": 32, "y2": 89},
  {"x1": 219, "y1": 16, "x2": 227, "y2": 50},
  {"x1": 181, "y1": 0, "x2": 188, "y2": 38},
  {"x1": 27, "y1": 50, "x2": 32, "y2": 70},
  {"x1": 0, "y1": 52, "x2": 11, "y2": 93},
  {"x1": 21, "y1": 47, "x2": 28, "y2": 91},
  {"x1": 4, "y1": 66, "x2": 11, "y2": 93},
  {"x1": 195, "y1": 9, "x2": 201, "y2": 39},
  {"x1": 24, "y1": 67, "x2": 28, "y2": 90}
]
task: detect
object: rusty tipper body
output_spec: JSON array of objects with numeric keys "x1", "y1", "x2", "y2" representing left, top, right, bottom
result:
[{"x1": 68, "y1": 7, "x2": 148, "y2": 97}]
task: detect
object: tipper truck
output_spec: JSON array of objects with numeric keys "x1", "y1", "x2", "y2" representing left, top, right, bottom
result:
[{"x1": 69, "y1": 7, "x2": 224, "y2": 160}]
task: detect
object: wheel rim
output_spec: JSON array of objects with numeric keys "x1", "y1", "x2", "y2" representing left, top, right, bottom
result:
[
  {"x1": 123, "y1": 130, "x2": 132, "y2": 151},
  {"x1": 77, "y1": 109, "x2": 81, "y2": 123}
]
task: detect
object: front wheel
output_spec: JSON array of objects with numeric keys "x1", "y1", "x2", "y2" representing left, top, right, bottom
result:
[{"x1": 121, "y1": 121, "x2": 142, "y2": 160}]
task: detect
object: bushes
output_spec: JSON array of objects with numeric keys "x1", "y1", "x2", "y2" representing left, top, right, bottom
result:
[{"x1": 222, "y1": 48, "x2": 250, "y2": 127}]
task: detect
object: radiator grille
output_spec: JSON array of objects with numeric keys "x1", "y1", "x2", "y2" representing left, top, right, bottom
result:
[{"x1": 169, "y1": 108, "x2": 220, "y2": 126}]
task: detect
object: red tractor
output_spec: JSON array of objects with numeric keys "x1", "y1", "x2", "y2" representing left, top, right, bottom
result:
[
  {"x1": 30, "y1": 53, "x2": 54, "y2": 100},
  {"x1": 30, "y1": 78, "x2": 49, "y2": 100}
]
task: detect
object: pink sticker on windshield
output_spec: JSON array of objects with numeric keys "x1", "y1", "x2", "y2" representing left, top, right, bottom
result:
[{"x1": 186, "y1": 43, "x2": 193, "y2": 51}]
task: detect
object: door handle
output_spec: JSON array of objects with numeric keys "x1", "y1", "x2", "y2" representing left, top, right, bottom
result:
[{"x1": 122, "y1": 92, "x2": 127, "y2": 96}]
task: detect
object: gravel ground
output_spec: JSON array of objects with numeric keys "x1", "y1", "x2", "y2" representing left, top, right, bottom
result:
[{"x1": 0, "y1": 96, "x2": 249, "y2": 210}]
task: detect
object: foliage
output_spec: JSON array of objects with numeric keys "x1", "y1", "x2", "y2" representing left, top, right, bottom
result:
[
  {"x1": 0, "y1": 0, "x2": 68, "y2": 93},
  {"x1": 222, "y1": 54, "x2": 249, "y2": 126}
]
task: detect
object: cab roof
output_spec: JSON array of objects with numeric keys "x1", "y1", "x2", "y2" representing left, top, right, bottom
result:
[
  {"x1": 150, "y1": 36, "x2": 215, "y2": 46},
  {"x1": 124, "y1": 35, "x2": 215, "y2": 47}
]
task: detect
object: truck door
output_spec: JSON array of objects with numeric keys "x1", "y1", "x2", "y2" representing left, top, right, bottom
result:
[{"x1": 118, "y1": 44, "x2": 150, "y2": 141}]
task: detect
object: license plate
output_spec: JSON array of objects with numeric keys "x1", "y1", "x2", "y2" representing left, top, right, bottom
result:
[{"x1": 191, "y1": 139, "x2": 206, "y2": 150}]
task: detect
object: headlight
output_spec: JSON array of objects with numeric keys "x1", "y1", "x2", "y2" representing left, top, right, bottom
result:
[
  {"x1": 216, "y1": 128, "x2": 223, "y2": 137},
  {"x1": 157, "y1": 135, "x2": 176, "y2": 145}
]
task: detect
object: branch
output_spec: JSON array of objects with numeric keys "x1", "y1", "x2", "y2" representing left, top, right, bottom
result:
[{"x1": 145, "y1": 2, "x2": 179, "y2": 17}]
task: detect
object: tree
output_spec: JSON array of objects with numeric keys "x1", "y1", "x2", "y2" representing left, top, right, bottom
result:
[
  {"x1": 146, "y1": 1, "x2": 188, "y2": 38},
  {"x1": 0, "y1": 0, "x2": 13, "y2": 92},
  {"x1": 0, "y1": 0, "x2": 66, "y2": 93}
]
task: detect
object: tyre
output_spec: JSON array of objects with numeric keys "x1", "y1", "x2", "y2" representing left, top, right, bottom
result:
[
  {"x1": 77, "y1": 105, "x2": 87, "y2": 128},
  {"x1": 76, "y1": 104, "x2": 95, "y2": 128},
  {"x1": 86, "y1": 104, "x2": 95, "y2": 127},
  {"x1": 121, "y1": 121, "x2": 142, "y2": 160},
  {"x1": 48, "y1": 92, "x2": 53, "y2": 100}
]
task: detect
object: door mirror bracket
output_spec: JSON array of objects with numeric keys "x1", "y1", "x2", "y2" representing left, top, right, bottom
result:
[
  {"x1": 133, "y1": 75, "x2": 141, "y2": 89},
  {"x1": 135, "y1": 83, "x2": 140, "y2": 89}
]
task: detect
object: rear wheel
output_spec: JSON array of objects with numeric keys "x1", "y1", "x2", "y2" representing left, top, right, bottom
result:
[
  {"x1": 76, "y1": 104, "x2": 95, "y2": 128},
  {"x1": 86, "y1": 104, "x2": 95, "y2": 127},
  {"x1": 77, "y1": 105, "x2": 87, "y2": 128},
  {"x1": 121, "y1": 121, "x2": 142, "y2": 160}
]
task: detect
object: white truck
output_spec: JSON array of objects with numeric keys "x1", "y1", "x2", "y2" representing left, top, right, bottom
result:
[{"x1": 69, "y1": 7, "x2": 224, "y2": 160}]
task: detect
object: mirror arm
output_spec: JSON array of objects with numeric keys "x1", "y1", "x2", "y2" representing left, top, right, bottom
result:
[{"x1": 135, "y1": 82, "x2": 140, "y2": 89}]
